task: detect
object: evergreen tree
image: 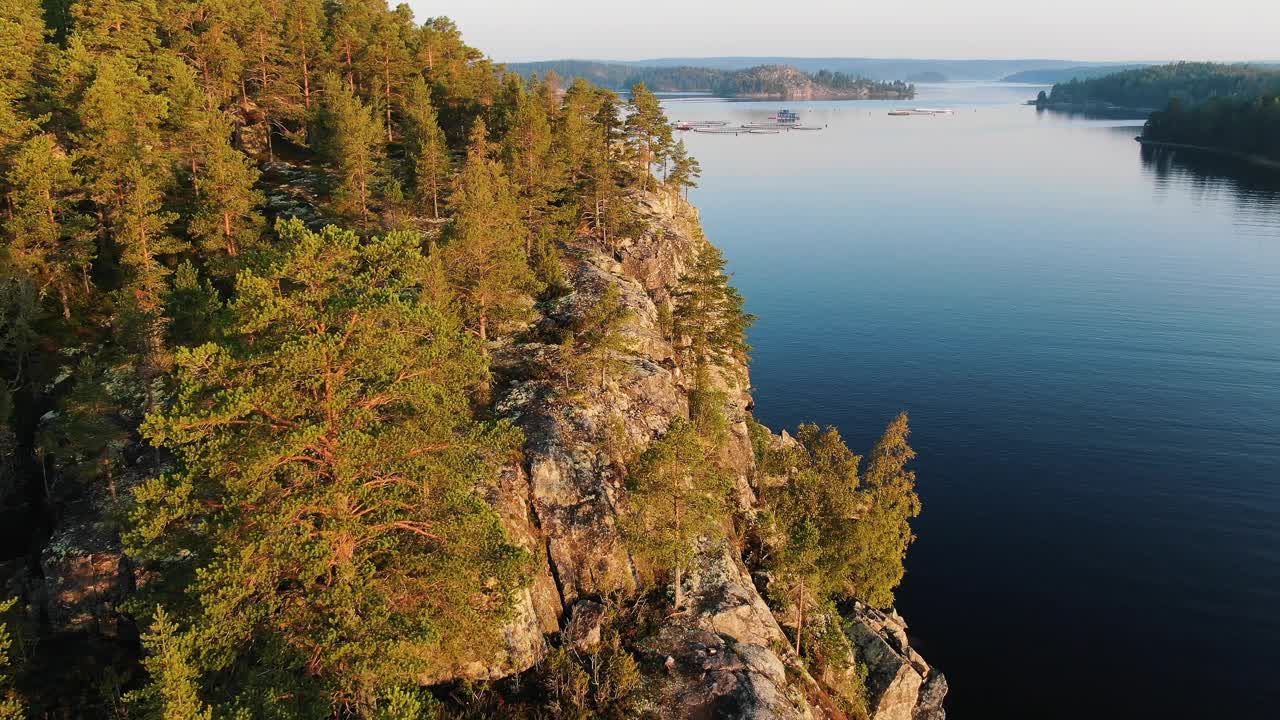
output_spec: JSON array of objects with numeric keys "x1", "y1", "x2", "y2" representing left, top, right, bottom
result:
[
  {"x1": 764, "y1": 424, "x2": 863, "y2": 655},
  {"x1": 77, "y1": 56, "x2": 186, "y2": 401},
  {"x1": 328, "y1": 0, "x2": 381, "y2": 94},
  {"x1": 4, "y1": 134, "x2": 96, "y2": 319},
  {"x1": 671, "y1": 241, "x2": 754, "y2": 371},
  {"x1": 0, "y1": 0, "x2": 47, "y2": 163},
  {"x1": 442, "y1": 119, "x2": 538, "y2": 342},
  {"x1": 366, "y1": 5, "x2": 414, "y2": 142},
  {"x1": 561, "y1": 283, "x2": 632, "y2": 392},
  {"x1": 125, "y1": 219, "x2": 528, "y2": 714},
  {"x1": 502, "y1": 81, "x2": 560, "y2": 255},
  {"x1": 666, "y1": 138, "x2": 701, "y2": 199},
  {"x1": 623, "y1": 418, "x2": 732, "y2": 610},
  {"x1": 843, "y1": 413, "x2": 921, "y2": 607},
  {"x1": 166, "y1": 0, "x2": 245, "y2": 105},
  {"x1": 400, "y1": 76, "x2": 450, "y2": 219},
  {"x1": 185, "y1": 109, "x2": 264, "y2": 274},
  {"x1": 316, "y1": 72, "x2": 385, "y2": 226},
  {"x1": 70, "y1": 0, "x2": 162, "y2": 60},
  {"x1": 623, "y1": 83, "x2": 671, "y2": 192},
  {"x1": 279, "y1": 0, "x2": 325, "y2": 112},
  {"x1": 126, "y1": 609, "x2": 214, "y2": 720},
  {"x1": 0, "y1": 597, "x2": 23, "y2": 720},
  {"x1": 556, "y1": 78, "x2": 599, "y2": 188}
]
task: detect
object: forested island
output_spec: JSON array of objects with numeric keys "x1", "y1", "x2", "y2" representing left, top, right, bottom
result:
[
  {"x1": 1035, "y1": 62, "x2": 1280, "y2": 114},
  {"x1": 1141, "y1": 95, "x2": 1280, "y2": 165},
  {"x1": 1031, "y1": 62, "x2": 1280, "y2": 166},
  {"x1": 508, "y1": 60, "x2": 915, "y2": 100},
  {"x1": 0, "y1": 1, "x2": 941, "y2": 719}
]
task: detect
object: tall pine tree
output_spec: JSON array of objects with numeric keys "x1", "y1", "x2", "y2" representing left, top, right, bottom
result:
[
  {"x1": 126, "y1": 220, "x2": 528, "y2": 715},
  {"x1": 316, "y1": 72, "x2": 385, "y2": 226},
  {"x1": 442, "y1": 119, "x2": 538, "y2": 343}
]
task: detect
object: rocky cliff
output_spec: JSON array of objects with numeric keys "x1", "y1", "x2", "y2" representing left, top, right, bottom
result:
[
  {"x1": 29, "y1": 183, "x2": 945, "y2": 719},
  {"x1": 478, "y1": 190, "x2": 946, "y2": 718}
]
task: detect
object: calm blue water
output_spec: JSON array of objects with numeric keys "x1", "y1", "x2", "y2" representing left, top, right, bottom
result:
[{"x1": 669, "y1": 84, "x2": 1280, "y2": 719}]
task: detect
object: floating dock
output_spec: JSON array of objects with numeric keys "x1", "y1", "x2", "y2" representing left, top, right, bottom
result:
[
  {"x1": 676, "y1": 109, "x2": 823, "y2": 135},
  {"x1": 889, "y1": 108, "x2": 955, "y2": 116}
]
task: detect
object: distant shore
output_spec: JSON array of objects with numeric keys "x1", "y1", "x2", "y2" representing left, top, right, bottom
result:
[{"x1": 1134, "y1": 137, "x2": 1280, "y2": 171}]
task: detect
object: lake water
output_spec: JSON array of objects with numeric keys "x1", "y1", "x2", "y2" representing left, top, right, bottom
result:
[{"x1": 669, "y1": 84, "x2": 1280, "y2": 719}]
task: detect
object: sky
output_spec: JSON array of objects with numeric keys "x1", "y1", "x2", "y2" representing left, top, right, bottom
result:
[{"x1": 405, "y1": 0, "x2": 1278, "y2": 63}]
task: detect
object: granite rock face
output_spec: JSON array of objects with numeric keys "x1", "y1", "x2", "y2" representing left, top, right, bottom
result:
[{"x1": 845, "y1": 602, "x2": 948, "y2": 720}]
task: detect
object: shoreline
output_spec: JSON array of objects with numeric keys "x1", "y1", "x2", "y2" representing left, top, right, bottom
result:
[{"x1": 1134, "y1": 137, "x2": 1280, "y2": 171}]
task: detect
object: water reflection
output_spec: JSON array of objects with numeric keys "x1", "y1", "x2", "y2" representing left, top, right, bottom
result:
[{"x1": 1141, "y1": 145, "x2": 1280, "y2": 239}]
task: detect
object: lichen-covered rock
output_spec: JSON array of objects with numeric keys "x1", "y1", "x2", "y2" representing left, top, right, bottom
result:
[
  {"x1": 914, "y1": 669, "x2": 948, "y2": 720},
  {"x1": 39, "y1": 498, "x2": 132, "y2": 637},
  {"x1": 563, "y1": 599, "x2": 606, "y2": 652},
  {"x1": 689, "y1": 543, "x2": 790, "y2": 650},
  {"x1": 845, "y1": 603, "x2": 947, "y2": 720},
  {"x1": 637, "y1": 624, "x2": 813, "y2": 720}
]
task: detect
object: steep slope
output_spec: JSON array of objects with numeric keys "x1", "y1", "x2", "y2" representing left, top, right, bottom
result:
[{"x1": 24, "y1": 177, "x2": 945, "y2": 719}]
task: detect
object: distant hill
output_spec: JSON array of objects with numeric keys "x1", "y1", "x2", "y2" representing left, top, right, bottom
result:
[
  {"x1": 505, "y1": 60, "x2": 913, "y2": 99},
  {"x1": 1001, "y1": 64, "x2": 1150, "y2": 84},
  {"x1": 601, "y1": 57, "x2": 1112, "y2": 82},
  {"x1": 907, "y1": 71, "x2": 948, "y2": 83}
]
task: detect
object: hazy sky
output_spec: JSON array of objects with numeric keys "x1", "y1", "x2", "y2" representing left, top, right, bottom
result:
[{"x1": 405, "y1": 0, "x2": 1277, "y2": 63}]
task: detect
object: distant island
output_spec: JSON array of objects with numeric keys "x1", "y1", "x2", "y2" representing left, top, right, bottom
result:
[
  {"x1": 509, "y1": 57, "x2": 1135, "y2": 83},
  {"x1": 1025, "y1": 62, "x2": 1280, "y2": 166},
  {"x1": 507, "y1": 60, "x2": 914, "y2": 100},
  {"x1": 1034, "y1": 62, "x2": 1280, "y2": 115}
]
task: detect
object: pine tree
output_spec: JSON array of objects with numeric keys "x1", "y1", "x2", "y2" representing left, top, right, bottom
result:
[
  {"x1": 279, "y1": 0, "x2": 325, "y2": 112},
  {"x1": 77, "y1": 56, "x2": 186, "y2": 401},
  {"x1": 0, "y1": 598, "x2": 23, "y2": 720},
  {"x1": 125, "y1": 219, "x2": 528, "y2": 715},
  {"x1": 126, "y1": 609, "x2": 214, "y2": 720},
  {"x1": 623, "y1": 83, "x2": 672, "y2": 192},
  {"x1": 166, "y1": 0, "x2": 245, "y2": 105},
  {"x1": 666, "y1": 139, "x2": 701, "y2": 199},
  {"x1": 442, "y1": 119, "x2": 538, "y2": 343},
  {"x1": 400, "y1": 76, "x2": 451, "y2": 219},
  {"x1": 316, "y1": 72, "x2": 385, "y2": 226},
  {"x1": 561, "y1": 283, "x2": 632, "y2": 392},
  {"x1": 4, "y1": 134, "x2": 96, "y2": 319},
  {"x1": 502, "y1": 81, "x2": 560, "y2": 255},
  {"x1": 671, "y1": 241, "x2": 755, "y2": 371},
  {"x1": 556, "y1": 78, "x2": 599, "y2": 188},
  {"x1": 0, "y1": 0, "x2": 47, "y2": 163},
  {"x1": 366, "y1": 6, "x2": 414, "y2": 142},
  {"x1": 843, "y1": 413, "x2": 921, "y2": 607},
  {"x1": 328, "y1": 0, "x2": 381, "y2": 94},
  {"x1": 623, "y1": 418, "x2": 732, "y2": 610},
  {"x1": 185, "y1": 109, "x2": 264, "y2": 274},
  {"x1": 70, "y1": 0, "x2": 162, "y2": 60},
  {"x1": 764, "y1": 424, "x2": 863, "y2": 656}
]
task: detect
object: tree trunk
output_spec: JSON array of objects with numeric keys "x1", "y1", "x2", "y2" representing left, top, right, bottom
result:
[
  {"x1": 674, "y1": 562, "x2": 683, "y2": 610},
  {"x1": 299, "y1": 31, "x2": 312, "y2": 109},
  {"x1": 223, "y1": 211, "x2": 236, "y2": 256},
  {"x1": 794, "y1": 582, "x2": 805, "y2": 656}
]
